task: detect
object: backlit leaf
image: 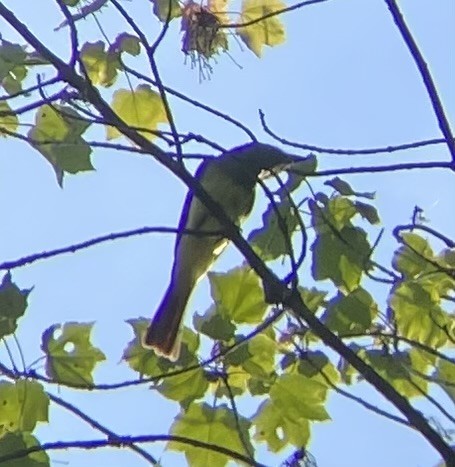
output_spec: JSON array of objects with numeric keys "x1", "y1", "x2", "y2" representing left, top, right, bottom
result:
[
  {"x1": 0, "y1": 432, "x2": 49, "y2": 466},
  {"x1": 237, "y1": 0, "x2": 286, "y2": 57},
  {"x1": 151, "y1": 0, "x2": 182, "y2": 21},
  {"x1": 0, "y1": 272, "x2": 30, "y2": 338},
  {"x1": 28, "y1": 105, "x2": 93, "y2": 185},
  {"x1": 389, "y1": 281, "x2": 449, "y2": 348},
  {"x1": 80, "y1": 41, "x2": 119, "y2": 87},
  {"x1": 323, "y1": 288, "x2": 377, "y2": 334},
  {"x1": 208, "y1": 266, "x2": 267, "y2": 324},
  {"x1": 157, "y1": 367, "x2": 209, "y2": 406},
  {"x1": 123, "y1": 318, "x2": 201, "y2": 374},
  {"x1": 42, "y1": 322, "x2": 105, "y2": 387},
  {"x1": 253, "y1": 399, "x2": 310, "y2": 452},
  {"x1": 363, "y1": 349, "x2": 430, "y2": 399},
  {"x1": 0, "y1": 102, "x2": 19, "y2": 136},
  {"x1": 434, "y1": 358, "x2": 455, "y2": 405},
  {"x1": 107, "y1": 85, "x2": 168, "y2": 141},
  {"x1": 392, "y1": 233, "x2": 435, "y2": 278},
  {"x1": 355, "y1": 201, "x2": 380, "y2": 224},
  {"x1": 169, "y1": 403, "x2": 253, "y2": 466},
  {"x1": 0, "y1": 380, "x2": 49, "y2": 436},
  {"x1": 193, "y1": 304, "x2": 236, "y2": 341},
  {"x1": 311, "y1": 227, "x2": 370, "y2": 292},
  {"x1": 270, "y1": 373, "x2": 330, "y2": 421},
  {"x1": 325, "y1": 177, "x2": 375, "y2": 199},
  {"x1": 0, "y1": 40, "x2": 27, "y2": 95},
  {"x1": 249, "y1": 198, "x2": 299, "y2": 261}
]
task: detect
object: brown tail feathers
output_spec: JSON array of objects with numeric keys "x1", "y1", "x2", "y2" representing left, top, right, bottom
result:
[{"x1": 143, "y1": 281, "x2": 190, "y2": 361}]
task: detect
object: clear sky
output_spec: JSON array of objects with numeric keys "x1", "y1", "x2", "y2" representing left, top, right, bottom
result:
[{"x1": 0, "y1": 0, "x2": 454, "y2": 466}]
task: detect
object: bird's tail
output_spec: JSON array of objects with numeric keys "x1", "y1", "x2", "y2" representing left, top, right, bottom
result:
[{"x1": 143, "y1": 279, "x2": 192, "y2": 361}]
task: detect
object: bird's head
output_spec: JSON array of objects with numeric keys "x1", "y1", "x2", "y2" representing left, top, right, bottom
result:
[{"x1": 222, "y1": 142, "x2": 301, "y2": 180}]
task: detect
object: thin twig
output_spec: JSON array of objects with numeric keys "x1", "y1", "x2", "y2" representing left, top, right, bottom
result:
[
  {"x1": 221, "y1": 0, "x2": 331, "y2": 29},
  {"x1": 122, "y1": 63, "x2": 257, "y2": 142},
  {"x1": 48, "y1": 393, "x2": 158, "y2": 465},
  {"x1": 301, "y1": 161, "x2": 453, "y2": 177},
  {"x1": 260, "y1": 109, "x2": 454, "y2": 156},
  {"x1": 0, "y1": 226, "x2": 228, "y2": 271},
  {"x1": 0, "y1": 434, "x2": 265, "y2": 466}
]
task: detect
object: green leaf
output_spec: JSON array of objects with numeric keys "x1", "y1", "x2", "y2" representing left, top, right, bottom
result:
[
  {"x1": 208, "y1": 266, "x2": 267, "y2": 324},
  {"x1": 107, "y1": 85, "x2": 168, "y2": 141},
  {"x1": 363, "y1": 349, "x2": 430, "y2": 399},
  {"x1": 310, "y1": 197, "x2": 356, "y2": 233},
  {"x1": 193, "y1": 304, "x2": 236, "y2": 341},
  {"x1": 169, "y1": 403, "x2": 253, "y2": 466},
  {"x1": 212, "y1": 365, "x2": 250, "y2": 398},
  {"x1": 0, "y1": 41, "x2": 27, "y2": 95},
  {"x1": 41, "y1": 322, "x2": 106, "y2": 387},
  {"x1": 224, "y1": 337, "x2": 251, "y2": 366},
  {"x1": 327, "y1": 197, "x2": 358, "y2": 231},
  {"x1": 0, "y1": 432, "x2": 49, "y2": 466},
  {"x1": 325, "y1": 177, "x2": 375, "y2": 199},
  {"x1": 237, "y1": 0, "x2": 286, "y2": 57},
  {"x1": 123, "y1": 319, "x2": 201, "y2": 374},
  {"x1": 252, "y1": 399, "x2": 310, "y2": 452},
  {"x1": 0, "y1": 102, "x2": 19, "y2": 136},
  {"x1": 270, "y1": 373, "x2": 330, "y2": 422},
  {"x1": 355, "y1": 201, "x2": 380, "y2": 224},
  {"x1": 28, "y1": 105, "x2": 93, "y2": 185},
  {"x1": 151, "y1": 0, "x2": 182, "y2": 21},
  {"x1": 325, "y1": 177, "x2": 355, "y2": 196},
  {"x1": 122, "y1": 318, "x2": 164, "y2": 376},
  {"x1": 273, "y1": 155, "x2": 317, "y2": 199},
  {"x1": 440, "y1": 248, "x2": 455, "y2": 267},
  {"x1": 299, "y1": 287, "x2": 327, "y2": 313},
  {"x1": 0, "y1": 272, "x2": 30, "y2": 338},
  {"x1": 220, "y1": 332, "x2": 278, "y2": 395},
  {"x1": 0, "y1": 380, "x2": 49, "y2": 436},
  {"x1": 296, "y1": 350, "x2": 340, "y2": 387},
  {"x1": 80, "y1": 41, "x2": 119, "y2": 87},
  {"x1": 249, "y1": 198, "x2": 299, "y2": 261},
  {"x1": 392, "y1": 232, "x2": 435, "y2": 278},
  {"x1": 311, "y1": 226, "x2": 371, "y2": 292},
  {"x1": 418, "y1": 271, "x2": 455, "y2": 302},
  {"x1": 323, "y1": 288, "x2": 377, "y2": 334},
  {"x1": 434, "y1": 358, "x2": 455, "y2": 405},
  {"x1": 389, "y1": 281, "x2": 450, "y2": 348},
  {"x1": 242, "y1": 332, "x2": 277, "y2": 379},
  {"x1": 157, "y1": 367, "x2": 209, "y2": 406},
  {"x1": 111, "y1": 33, "x2": 141, "y2": 56}
]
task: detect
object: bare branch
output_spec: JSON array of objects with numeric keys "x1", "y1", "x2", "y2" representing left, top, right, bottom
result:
[
  {"x1": 260, "y1": 110, "x2": 454, "y2": 156},
  {"x1": 384, "y1": 0, "x2": 455, "y2": 163}
]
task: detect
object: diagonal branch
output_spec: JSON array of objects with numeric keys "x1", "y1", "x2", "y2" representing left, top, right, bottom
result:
[{"x1": 384, "y1": 0, "x2": 455, "y2": 164}]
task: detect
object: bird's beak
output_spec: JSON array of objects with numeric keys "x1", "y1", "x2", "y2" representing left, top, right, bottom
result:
[{"x1": 259, "y1": 154, "x2": 301, "y2": 180}]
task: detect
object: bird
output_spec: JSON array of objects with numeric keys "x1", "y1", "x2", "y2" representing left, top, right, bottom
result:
[{"x1": 143, "y1": 142, "x2": 300, "y2": 361}]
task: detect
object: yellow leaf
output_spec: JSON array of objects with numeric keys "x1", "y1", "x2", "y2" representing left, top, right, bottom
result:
[
  {"x1": 237, "y1": 0, "x2": 286, "y2": 57},
  {"x1": 208, "y1": 0, "x2": 229, "y2": 24},
  {"x1": 80, "y1": 41, "x2": 119, "y2": 87},
  {"x1": 0, "y1": 102, "x2": 19, "y2": 137},
  {"x1": 107, "y1": 85, "x2": 169, "y2": 141}
]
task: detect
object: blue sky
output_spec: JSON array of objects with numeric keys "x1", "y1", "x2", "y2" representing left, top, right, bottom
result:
[{"x1": 0, "y1": 0, "x2": 454, "y2": 466}]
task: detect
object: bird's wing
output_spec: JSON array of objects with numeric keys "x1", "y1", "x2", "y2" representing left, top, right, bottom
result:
[{"x1": 174, "y1": 160, "x2": 213, "y2": 253}]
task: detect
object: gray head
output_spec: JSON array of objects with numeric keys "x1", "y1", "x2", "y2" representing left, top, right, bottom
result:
[{"x1": 221, "y1": 142, "x2": 300, "y2": 178}]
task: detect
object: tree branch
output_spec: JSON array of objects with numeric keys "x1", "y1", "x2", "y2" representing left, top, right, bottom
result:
[{"x1": 384, "y1": 0, "x2": 455, "y2": 164}]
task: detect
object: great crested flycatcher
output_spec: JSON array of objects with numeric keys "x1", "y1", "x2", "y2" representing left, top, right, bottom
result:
[{"x1": 143, "y1": 142, "x2": 299, "y2": 360}]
